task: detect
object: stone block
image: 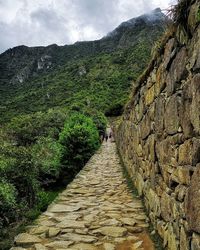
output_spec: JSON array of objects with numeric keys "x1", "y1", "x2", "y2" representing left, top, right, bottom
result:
[
  {"x1": 148, "y1": 188, "x2": 161, "y2": 217},
  {"x1": 14, "y1": 233, "x2": 42, "y2": 247},
  {"x1": 159, "y1": 165, "x2": 172, "y2": 186},
  {"x1": 144, "y1": 134, "x2": 155, "y2": 162},
  {"x1": 163, "y1": 224, "x2": 169, "y2": 247},
  {"x1": 156, "y1": 175, "x2": 170, "y2": 194},
  {"x1": 140, "y1": 85, "x2": 145, "y2": 97},
  {"x1": 146, "y1": 77, "x2": 153, "y2": 89},
  {"x1": 144, "y1": 85, "x2": 155, "y2": 106},
  {"x1": 155, "y1": 184, "x2": 164, "y2": 198},
  {"x1": 141, "y1": 161, "x2": 150, "y2": 179},
  {"x1": 157, "y1": 220, "x2": 167, "y2": 239},
  {"x1": 171, "y1": 199, "x2": 181, "y2": 222},
  {"x1": 155, "y1": 65, "x2": 167, "y2": 96},
  {"x1": 180, "y1": 82, "x2": 194, "y2": 138},
  {"x1": 139, "y1": 113, "x2": 151, "y2": 140},
  {"x1": 150, "y1": 69, "x2": 157, "y2": 83},
  {"x1": 167, "y1": 223, "x2": 179, "y2": 250},
  {"x1": 175, "y1": 185, "x2": 187, "y2": 202},
  {"x1": 150, "y1": 163, "x2": 157, "y2": 188},
  {"x1": 191, "y1": 233, "x2": 200, "y2": 250},
  {"x1": 171, "y1": 167, "x2": 191, "y2": 185},
  {"x1": 156, "y1": 135, "x2": 181, "y2": 166},
  {"x1": 161, "y1": 191, "x2": 181, "y2": 223},
  {"x1": 166, "y1": 47, "x2": 188, "y2": 96},
  {"x1": 149, "y1": 102, "x2": 155, "y2": 121},
  {"x1": 164, "y1": 94, "x2": 181, "y2": 135},
  {"x1": 155, "y1": 95, "x2": 165, "y2": 135},
  {"x1": 189, "y1": 28, "x2": 200, "y2": 70},
  {"x1": 135, "y1": 173, "x2": 144, "y2": 196},
  {"x1": 130, "y1": 124, "x2": 140, "y2": 149},
  {"x1": 149, "y1": 211, "x2": 156, "y2": 226},
  {"x1": 180, "y1": 226, "x2": 189, "y2": 250},
  {"x1": 161, "y1": 192, "x2": 173, "y2": 222},
  {"x1": 135, "y1": 108, "x2": 142, "y2": 125},
  {"x1": 178, "y1": 138, "x2": 200, "y2": 166},
  {"x1": 190, "y1": 74, "x2": 200, "y2": 134},
  {"x1": 135, "y1": 103, "x2": 143, "y2": 122},
  {"x1": 137, "y1": 144, "x2": 143, "y2": 157},
  {"x1": 186, "y1": 164, "x2": 200, "y2": 233},
  {"x1": 146, "y1": 70, "x2": 156, "y2": 89},
  {"x1": 163, "y1": 38, "x2": 176, "y2": 70}
]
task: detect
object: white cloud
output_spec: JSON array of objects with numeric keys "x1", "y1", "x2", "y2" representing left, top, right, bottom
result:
[{"x1": 0, "y1": 0, "x2": 173, "y2": 53}]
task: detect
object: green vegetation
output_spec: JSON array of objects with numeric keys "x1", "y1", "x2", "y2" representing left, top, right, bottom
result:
[
  {"x1": 59, "y1": 113, "x2": 100, "y2": 174},
  {"x1": 0, "y1": 181, "x2": 17, "y2": 221},
  {"x1": 0, "y1": 109, "x2": 103, "y2": 250},
  {"x1": 0, "y1": 38, "x2": 162, "y2": 123},
  {"x1": 170, "y1": 0, "x2": 193, "y2": 34}
]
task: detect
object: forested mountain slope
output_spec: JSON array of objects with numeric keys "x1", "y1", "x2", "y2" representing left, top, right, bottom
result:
[{"x1": 0, "y1": 8, "x2": 166, "y2": 122}]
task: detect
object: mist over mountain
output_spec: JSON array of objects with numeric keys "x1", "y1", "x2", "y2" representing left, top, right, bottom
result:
[{"x1": 0, "y1": 8, "x2": 166, "y2": 84}]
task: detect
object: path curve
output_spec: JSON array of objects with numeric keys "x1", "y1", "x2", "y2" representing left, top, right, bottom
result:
[{"x1": 12, "y1": 141, "x2": 155, "y2": 250}]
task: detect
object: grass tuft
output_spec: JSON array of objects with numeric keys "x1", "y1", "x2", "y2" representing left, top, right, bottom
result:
[{"x1": 167, "y1": 0, "x2": 193, "y2": 34}]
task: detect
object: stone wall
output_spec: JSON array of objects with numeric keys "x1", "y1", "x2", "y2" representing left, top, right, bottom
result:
[{"x1": 116, "y1": 1, "x2": 200, "y2": 249}]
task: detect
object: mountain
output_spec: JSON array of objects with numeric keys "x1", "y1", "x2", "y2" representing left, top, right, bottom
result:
[
  {"x1": 0, "y1": 8, "x2": 166, "y2": 122},
  {"x1": 106, "y1": 8, "x2": 165, "y2": 37}
]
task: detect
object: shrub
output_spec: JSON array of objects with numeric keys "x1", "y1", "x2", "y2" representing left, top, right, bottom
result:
[
  {"x1": 31, "y1": 137, "x2": 62, "y2": 181},
  {"x1": 36, "y1": 190, "x2": 57, "y2": 211},
  {"x1": 7, "y1": 114, "x2": 37, "y2": 145},
  {"x1": 7, "y1": 109, "x2": 67, "y2": 146},
  {"x1": 168, "y1": 0, "x2": 192, "y2": 34},
  {"x1": 0, "y1": 154, "x2": 17, "y2": 179},
  {"x1": 0, "y1": 181, "x2": 17, "y2": 210},
  {"x1": 0, "y1": 181, "x2": 17, "y2": 226},
  {"x1": 0, "y1": 145, "x2": 39, "y2": 207},
  {"x1": 59, "y1": 113, "x2": 100, "y2": 174}
]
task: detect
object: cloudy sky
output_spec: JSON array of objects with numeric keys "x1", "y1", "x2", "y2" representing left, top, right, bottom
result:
[{"x1": 0, "y1": 0, "x2": 175, "y2": 53}]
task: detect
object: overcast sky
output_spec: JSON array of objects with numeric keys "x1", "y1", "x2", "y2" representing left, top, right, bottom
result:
[{"x1": 0, "y1": 0, "x2": 175, "y2": 53}]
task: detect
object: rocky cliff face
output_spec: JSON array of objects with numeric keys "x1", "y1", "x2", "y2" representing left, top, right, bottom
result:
[
  {"x1": 0, "y1": 8, "x2": 165, "y2": 86},
  {"x1": 116, "y1": 1, "x2": 200, "y2": 249}
]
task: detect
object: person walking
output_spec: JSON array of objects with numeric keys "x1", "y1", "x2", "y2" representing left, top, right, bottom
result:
[{"x1": 105, "y1": 132, "x2": 108, "y2": 142}]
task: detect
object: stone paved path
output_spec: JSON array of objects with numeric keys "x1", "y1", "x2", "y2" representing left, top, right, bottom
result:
[{"x1": 12, "y1": 141, "x2": 155, "y2": 250}]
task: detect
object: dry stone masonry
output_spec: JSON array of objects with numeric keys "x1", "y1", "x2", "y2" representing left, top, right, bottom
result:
[
  {"x1": 116, "y1": 1, "x2": 200, "y2": 249},
  {"x1": 11, "y1": 142, "x2": 155, "y2": 250}
]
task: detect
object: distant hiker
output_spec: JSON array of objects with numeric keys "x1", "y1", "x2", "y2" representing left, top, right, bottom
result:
[
  {"x1": 100, "y1": 133, "x2": 105, "y2": 143},
  {"x1": 105, "y1": 132, "x2": 108, "y2": 142},
  {"x1": 110, "y1": 127, "x2": 115, "y2": 142}
]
